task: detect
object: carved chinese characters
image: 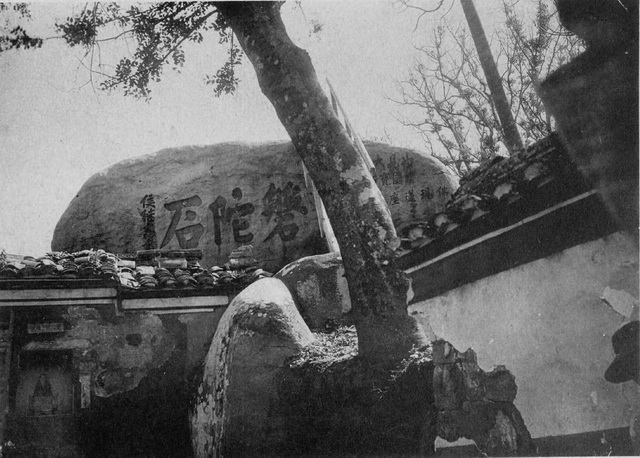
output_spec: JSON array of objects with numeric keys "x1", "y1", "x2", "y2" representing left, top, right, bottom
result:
[
  {"x1": 262, "y1": 182, "x2": 308, "y2": 242},
  {"x1": 371, "y1": 151, "x2": 456, "y2": 232},
  {"x1": 161, "y1": 195, "x2": 205, "y2": 249},
  {"x1": 53, "y1": 141, "x2": 456, "y2": 272},
  {"x1": 148, "y1": 182, "x2": 309, "y2": 255}
]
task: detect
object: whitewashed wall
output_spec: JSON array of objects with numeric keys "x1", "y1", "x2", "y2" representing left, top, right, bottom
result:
[{"x1": 410, "y1": 232, "x2": 640, "y2": 439}]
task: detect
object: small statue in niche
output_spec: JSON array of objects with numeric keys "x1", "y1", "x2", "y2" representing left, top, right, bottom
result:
[{"x1": 29, "y1": 373, "x2": 57, "y2": 416}]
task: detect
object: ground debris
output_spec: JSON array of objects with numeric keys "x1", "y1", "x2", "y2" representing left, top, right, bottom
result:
[
  {"x1": 276, "y1": 327, "x2": 438, "y2": 456},
  {"x1": 288, "y1": 325, "x2": 358, "y2": 369}
]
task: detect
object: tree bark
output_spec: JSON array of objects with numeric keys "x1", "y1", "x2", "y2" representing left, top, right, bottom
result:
[
  {"x1": 460, "y1": 0, "x2": 524, "y2": 154},
  {"x1": 214, "y1": 1, "x2": 428, "y2": 365}
]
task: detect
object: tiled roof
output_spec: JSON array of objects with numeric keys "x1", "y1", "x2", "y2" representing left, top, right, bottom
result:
[
  {"x1": 397, "y1": 132, "x2": 593, "y2": 261},
  {"x1": 0, "y1": 248, "x2": 272, "y2": 296}
]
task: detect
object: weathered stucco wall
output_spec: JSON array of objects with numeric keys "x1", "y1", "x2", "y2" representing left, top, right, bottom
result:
[
  {"x1": 18, "y1": 307, "x2": 176, "y2": 398},
  {"x1": 6, "y1": 307, "x2": 226, "y2": 456},
  {"x1": 409, "y1": 232, "x2": 640, "y2": 439}
]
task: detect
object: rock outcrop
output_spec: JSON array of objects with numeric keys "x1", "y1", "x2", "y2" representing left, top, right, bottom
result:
[
  {"x1": 52, "y1": 142, "x2": 456, "y2": 272},
  {"x1": 432, "y1": 340, "x2": 534, "y2": 456}
]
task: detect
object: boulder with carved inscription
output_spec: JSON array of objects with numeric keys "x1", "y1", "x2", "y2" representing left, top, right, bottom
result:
[{"x1": 52, "y1": 142, "x2": 456, "y2": 271}]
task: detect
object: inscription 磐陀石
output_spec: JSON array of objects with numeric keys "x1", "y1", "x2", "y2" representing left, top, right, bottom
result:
[{"x1": 155, "y1": 182, "x2": 309, "y2": 250}]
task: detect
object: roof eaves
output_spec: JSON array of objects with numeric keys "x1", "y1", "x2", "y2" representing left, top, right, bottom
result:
[{"x1": 397, "y1": 132, "x2": 597, "y2": 269}]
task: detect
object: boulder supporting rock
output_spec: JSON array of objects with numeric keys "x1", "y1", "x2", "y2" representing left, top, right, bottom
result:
[
  {"x1": 276, "y1": 252, "x2": 352, "y2": 330},
  {"x1": 189, "y1": 277, "x2": 314, "y2": 456}
]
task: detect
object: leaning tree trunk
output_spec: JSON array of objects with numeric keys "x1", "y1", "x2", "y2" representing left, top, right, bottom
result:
[{"x1": 214, "y1": 1, "x2": 427, "y2": 365}]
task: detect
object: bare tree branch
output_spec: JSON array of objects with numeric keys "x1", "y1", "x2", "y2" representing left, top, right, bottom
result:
[
  {"x1": 392, "y1": 0, "x2": 583, "y2": 177},
  {"x1": 396, "y1": 0, "x2": 447, "y2": 32}
]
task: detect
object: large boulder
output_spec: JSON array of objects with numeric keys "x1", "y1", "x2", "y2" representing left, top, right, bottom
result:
[
  {"x1": 189, "y1": 277, "x2": 314, "y2": 456},
  {"x1": 52, "y1": 142, "x2": 456, "y2": 271}
]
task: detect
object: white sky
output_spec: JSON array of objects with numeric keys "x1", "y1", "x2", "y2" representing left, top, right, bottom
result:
[{"x1": 0, "y1": 0, "x2": 514, "y2": 255}]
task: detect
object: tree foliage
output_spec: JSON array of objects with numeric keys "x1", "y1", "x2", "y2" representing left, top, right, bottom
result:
[
  {"x1": 0, "y1": 2, "x2": 243, "y2": 99},
  {"x1": 52, "y1": 2, "x2": 242, "y2": 99},
  {"x1": 393, "y1": 0, "x2": 583, "y2": 176},
  {"x1": 0, "y1": 3, "x2": 42, "y2": 51}
]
